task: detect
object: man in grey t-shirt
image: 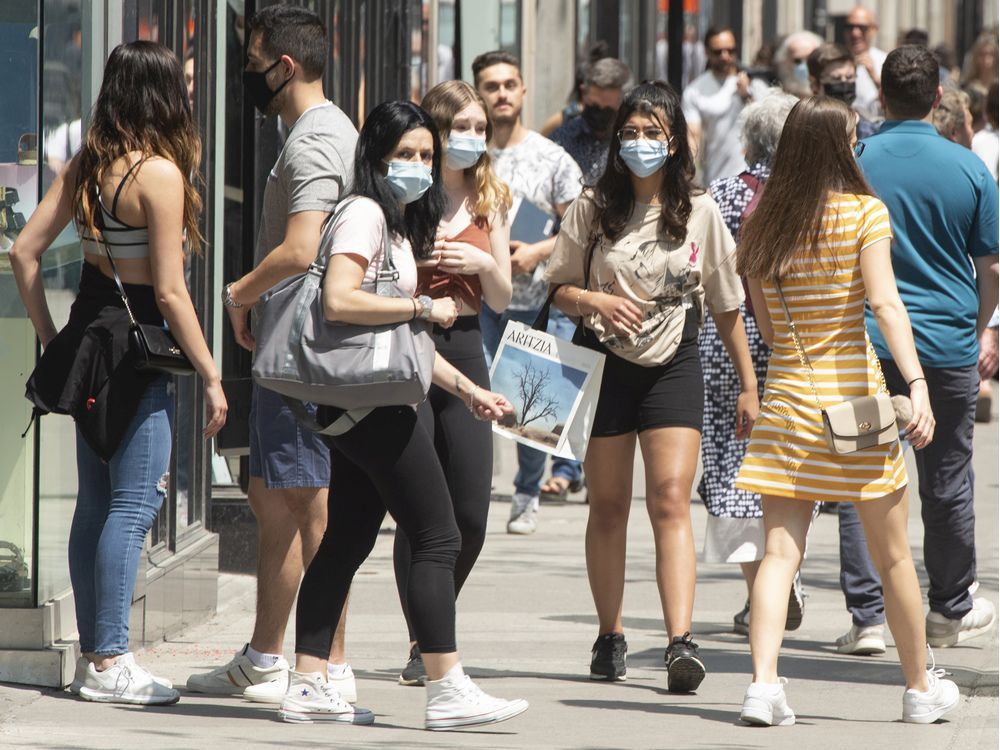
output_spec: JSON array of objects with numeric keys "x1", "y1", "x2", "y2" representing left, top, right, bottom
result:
[
  {"x1": 186, "y1": 6, "x2": 361, "y2": 708},
  {"x1": 474, "y1": 50, "x2": 584, "y2": 536}
]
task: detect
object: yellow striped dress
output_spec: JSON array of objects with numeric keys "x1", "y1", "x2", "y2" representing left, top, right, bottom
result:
[{"x1": 735, "y1": 193, "x2": 908, "y2": 502}]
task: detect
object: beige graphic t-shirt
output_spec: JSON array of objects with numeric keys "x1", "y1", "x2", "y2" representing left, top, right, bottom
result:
[{"x1": 545, "y1": 190, "x2": 744, "y2": 366}]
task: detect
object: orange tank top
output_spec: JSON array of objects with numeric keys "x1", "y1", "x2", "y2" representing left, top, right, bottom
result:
[{"x1": 416, "y1": 220, "x2": 492, "y2": 313}]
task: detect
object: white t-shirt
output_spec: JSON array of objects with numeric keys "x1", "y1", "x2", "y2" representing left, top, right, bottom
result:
[
  {"x1": 853, "y1": 47, "x2": 887, "y2": 123},
  {"x1": 681, "y1": 71, "x2": 770, "y2": 186},
  {"x1": 972, "y1": 126, "x2": 999, "y2": 181},
  {"x1": 326, "y1": 197, "x2": 417, "y2": 297}
]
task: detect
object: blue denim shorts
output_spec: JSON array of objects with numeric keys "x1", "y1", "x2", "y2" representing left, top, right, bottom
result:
[{"x1": 249, "y1": 384, "x2": 330, "y2": 489}]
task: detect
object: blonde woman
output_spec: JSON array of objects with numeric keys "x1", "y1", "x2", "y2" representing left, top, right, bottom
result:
[
  {"x1": 10, "y1": 41, "x2": 226, "y2": 705},
  {"x1": 393, "y1": 80, "x2": 513, "y2": 685}
]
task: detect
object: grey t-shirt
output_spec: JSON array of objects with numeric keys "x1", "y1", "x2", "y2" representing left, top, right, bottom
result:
[
  {"x1": 489, "y1": 130, "x2": 582, "y2": 311},
  {"x1": 253, "y1": 101, "x2": 358, "y2": 267}
]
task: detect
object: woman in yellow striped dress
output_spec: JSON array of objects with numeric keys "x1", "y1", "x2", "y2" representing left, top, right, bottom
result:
[{"x1": 732, "y1": 97, "x2": 959, "y2": 727}]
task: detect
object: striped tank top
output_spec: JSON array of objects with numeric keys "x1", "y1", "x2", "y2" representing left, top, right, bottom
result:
[
  {"x1": 80, "y1": 160, "x2": 150, "y2": 259},
  {"x1": 735, "y1": 192, "x2": 907, "y2": 502}
]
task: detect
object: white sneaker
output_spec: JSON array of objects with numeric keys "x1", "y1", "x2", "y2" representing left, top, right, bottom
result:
[
  {"x1": 902, "y1": 652, "x2": 960, "y2": 724},
  {"x1": 835, "y1": 624, "x2": 886, "y2": 655},
  {"x1": 243, "y1": 663, "x2": 357, "y2": 704},
  {"x1": 739, "y1": 678, "x2": 795, "y2": 727},
  {"x1": 78, "y1": 653, "x2": 180, "y2": 705},
  {"x1": 277, "y1": 671, "x2": 374, "y2": 725},
  {"x1": 425, "y1": 664, "x2": 529, "y2": 731},
  {"x1": 926, "y1": 597, "x2": 997, "y2": 647},
  {"x1": 70, "y1": 655, "x2": 173, "y2": 694},
  {"x1": 507, "y1": 493, "x2": 538, "y2": 535},
  {"x1": 185, "y1": 644, "x2": 288, "y2": 695}
]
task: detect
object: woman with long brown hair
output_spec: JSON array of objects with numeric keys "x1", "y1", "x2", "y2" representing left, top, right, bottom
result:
[
  {"x1": 10, "y1": 41, "x2": 226, "y2": 705},
  {"x1": 734, "y1": 96, "x2": 958, "y2": 726},
  {"x1": 393, "y1": 79, "x2": 512, "y2": 685},
  {"x1": 545, "y1": 81, "x2": 758, "y2": 693}
]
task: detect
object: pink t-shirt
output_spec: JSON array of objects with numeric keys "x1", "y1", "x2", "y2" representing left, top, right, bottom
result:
[{"x1": 326, "y1": 196, "x2": 417, "y2": 296}]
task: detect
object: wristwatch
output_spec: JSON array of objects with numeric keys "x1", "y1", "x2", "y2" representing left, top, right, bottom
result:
[
  {"x1": 416, "y1": 294, "x2": 433, "y2": 320},
  {"x1": 222, "y1": 282, "x2": 243, "y2": 309}
]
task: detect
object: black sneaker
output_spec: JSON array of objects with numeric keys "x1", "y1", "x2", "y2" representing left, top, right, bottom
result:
[
  {"x1": 398, "y1": 644, "x2": 426, "y2": 686},
  {"x1": 590, "y1": 633, "x2": 627, "y2": 681},
  {"x1": 785, "y1": 572, "x2": 805, "y2": 631},
  {"x1": 664, "y1": 632, "x2": 706, "y2": 693},
  {"x1": 733, "y1": 600, "x2": 750, "y2": 636}
]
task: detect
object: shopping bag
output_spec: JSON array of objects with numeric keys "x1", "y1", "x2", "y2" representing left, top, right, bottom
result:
[{"x1": 488, "y1": 320, "x2": 604, "y2": 460}]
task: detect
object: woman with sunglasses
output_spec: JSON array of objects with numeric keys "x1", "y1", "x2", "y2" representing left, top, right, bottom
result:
[{"x1": 545, "y1": 81, "x2": 758, "y2": 693}]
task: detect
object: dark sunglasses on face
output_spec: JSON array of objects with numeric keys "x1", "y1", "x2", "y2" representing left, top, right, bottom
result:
[
  {"x1": 710, "y1": 47, "x2": 736, "y2": 56},
  {"x1": 846, "y1": 23, "x2": 870, "y2": 33}
]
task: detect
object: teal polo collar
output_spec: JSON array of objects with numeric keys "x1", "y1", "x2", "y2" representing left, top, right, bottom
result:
[{"x1": 876, "y1": 120, "x2": 938, "y2": 137}]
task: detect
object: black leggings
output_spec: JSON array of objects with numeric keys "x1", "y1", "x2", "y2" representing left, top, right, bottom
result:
[
  {"x1": 295, "y1": 405, "x2": 462, "y2": 657},
  {"x1": 393, "y1": 317, "x2": 493, "y2": 641}
]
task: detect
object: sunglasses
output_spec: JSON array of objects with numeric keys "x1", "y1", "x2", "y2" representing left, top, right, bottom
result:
[
  {"x1": 846, "y1": 23, "x2": 871, "y2": 32},
  {"x1": 709, "y1": 47, "x2": 737, "y2": 56}
]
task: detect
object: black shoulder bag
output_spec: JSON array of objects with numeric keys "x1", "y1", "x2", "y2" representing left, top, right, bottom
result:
[{"x1": 100, "y1": 234, "x2": 195, "y2": 376}]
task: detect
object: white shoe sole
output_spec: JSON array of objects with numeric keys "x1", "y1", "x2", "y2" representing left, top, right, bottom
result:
[
  {"x1": 903, "y1": 694, "x2": 961, "y2": 724},
  {"x1": 740, "y1": 700, "x2": 795, "y2": 727},
  {"x1": 242, "y1": 687, "x2": 285, "y2": 705},
  {"x1": 78, "y1": 686, "x2": 180, "y2": 706},
  {"x1": 426, "y1": 698, "x2": 529, "y2": 731},
  {"x1": 278, "y1": 708, "x2": 375, "y2": 725},
  {"x1": 836, "y1": 636, "x2": 886, "y2": 655},
  {"x1": 589, "y1": 671, "x2": 626, "y2": 681},
  {"x1": 506, "y1": 524, "x2": 536, "y2": 535}
]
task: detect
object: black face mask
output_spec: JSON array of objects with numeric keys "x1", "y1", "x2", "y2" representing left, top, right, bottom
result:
[
  {"x1": 582, "y1": 105, "x2": 617, "y2": 135},
  {"x1": 243, "y1": 59, "x2": 290, "y2": 114},
  {"x1": 823, "y1": 80, "x2": 857, "y2": 105}
]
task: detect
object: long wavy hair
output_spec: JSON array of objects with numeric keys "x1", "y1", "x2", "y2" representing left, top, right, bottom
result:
[
  {"x1": 75, "y1": 41, "x2": 203, "y2": 253},
  {"x1": 351, "y1": 100, "x2": 446, "y2": 259},
  {"x1": 737, "y1": 96, "x2": 875, "y2": 280},
  {"x1": 421, "y1": 80, "x2": 511, "y2": 225},
  {"x1": 591, "y1": 81, "x2": 699, "y2": 243}
]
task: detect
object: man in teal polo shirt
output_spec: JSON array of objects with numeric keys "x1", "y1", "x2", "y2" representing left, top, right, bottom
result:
[{"x1": 835, "y1": 45, "x2": 999, "y2": 656}]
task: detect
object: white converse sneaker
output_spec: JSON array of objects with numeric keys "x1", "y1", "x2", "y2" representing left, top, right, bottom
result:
[
  {"x1": 835, "y1": 624, "x2": 886, "y2": 655},
  {"x1": 425, "y1": 664, "x2": 528, "y2": 731},
  {"x1": 507, "y1": 493, "x2": 538, "y2": 535},
  {"x1": 926, "y1": 597, "x2": 997, "y2": 647},
  {"x1": 277, "y1": 671, "x2": 374, "y2": 725},
  {"x1": 78, "y1": 653, "x2": 180, "y2": 705},
  {"x1": 902, "y1": 651, "x2": 960, "y2": 724},
  {"x1": 186, "y1": 644, "x2": 288, "y2": 695},
  {"x1": 739, "y1": 677, "x2": 795, "y2": 727},
  {"x1": 244, "y1": 663, "x2": 358, "y2": 704},
  {"x1": 70, "y1": 655, "x2": 173, "y2": 694}
]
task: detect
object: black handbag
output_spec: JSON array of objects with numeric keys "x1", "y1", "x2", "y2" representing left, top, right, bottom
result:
[{"x1": 101, "y1": 234, "x2": 195, "y2": 376}]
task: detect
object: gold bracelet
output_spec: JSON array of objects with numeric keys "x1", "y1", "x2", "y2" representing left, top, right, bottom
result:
[{"x1": 575, "y1": 289, "x2": 585, "y2": 317}]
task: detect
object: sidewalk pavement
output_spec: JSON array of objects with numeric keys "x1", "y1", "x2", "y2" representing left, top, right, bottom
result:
[{"x1": 1, "y1": 412, "x2": 997, "y2": 749}]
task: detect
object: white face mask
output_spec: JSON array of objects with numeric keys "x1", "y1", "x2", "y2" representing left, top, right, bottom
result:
[{"x1": 444, "y1": 133, "x2": 487, "y2": 170}]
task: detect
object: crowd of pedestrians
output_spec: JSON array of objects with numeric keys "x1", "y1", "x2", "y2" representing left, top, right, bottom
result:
[{"x1": 9, "y1": 1, "x2": 998, "y2": 734}]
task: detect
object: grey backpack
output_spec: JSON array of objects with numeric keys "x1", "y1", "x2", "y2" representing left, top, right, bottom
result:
[{"x1": 251, "y1": 197, "x2": 435, "y2": 433}]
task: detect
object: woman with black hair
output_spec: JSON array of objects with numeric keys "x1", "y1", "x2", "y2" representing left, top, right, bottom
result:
[
  {"x1": 545, "y1": 81, "x2": 758, "y2": 693},
  {"x1": 279, "y1": 100, "x2": 528, "y2": 731},
  {"x1": 10, "y1": 41, "x2": 227, "y2": 705}
]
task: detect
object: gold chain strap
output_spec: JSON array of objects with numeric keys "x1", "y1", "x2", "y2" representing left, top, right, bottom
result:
[{"x1": 774, "y1": 278, "x2": 825, "y2": 412}]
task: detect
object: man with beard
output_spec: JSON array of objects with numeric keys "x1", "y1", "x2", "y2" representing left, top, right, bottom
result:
[
  {"x1": 682, "y1": 27, "x2": 770, "y2": 185},
  {"x1": 187, "y1": 5, "x2": 360, "y2": 704},
  {"x1": 473, "y1": 50, "x2": 584, "y2": 533},
  {"x1": 807, "y1": 43, "x2": 879, "y2": 138},
  {"x1": 550, "y1": 58, "x2": 632, "y2": 185}
]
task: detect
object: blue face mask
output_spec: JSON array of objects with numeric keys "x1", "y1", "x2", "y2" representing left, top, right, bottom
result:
[
  {"x1": 619, "y1": 139, "x2": 670, "y2": 178},
  {"x1": 384, "y1": 160, "x2": 433, "y2": 204},
  {"x1": 793, "y1": 60, "x2": 809, "y2": 84},
  {"x1": 445, "y1": 133, "x2": 487, "y2": 170}
]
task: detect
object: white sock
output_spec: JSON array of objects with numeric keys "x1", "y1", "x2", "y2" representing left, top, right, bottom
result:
[
  {"x1": 245, "y1": 644, "x2": 282, "y2": 668},
  {"x1": 327, "y1": 662, "x2": 350, "y2": 678}
]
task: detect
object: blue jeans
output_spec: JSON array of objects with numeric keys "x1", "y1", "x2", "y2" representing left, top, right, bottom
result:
[
  {"x1": 838, "y1": 362, "x2": 979, "y2": 623},
  {"x1": 480, "y1": 304, "x2": 582, "y2": 495},
  {"x1": 70, "y1": 376, "x2": 174, "y2": 655}
]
